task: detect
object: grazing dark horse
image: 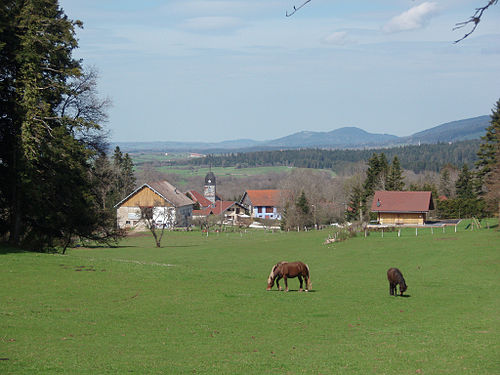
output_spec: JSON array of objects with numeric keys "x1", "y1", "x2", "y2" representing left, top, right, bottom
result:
[
  {"x1": 267, "y1": 261, "x2": 312, "y2": 292},
  {"x1": 387, "y1": 267, "x2": 407, "y2": 296}
]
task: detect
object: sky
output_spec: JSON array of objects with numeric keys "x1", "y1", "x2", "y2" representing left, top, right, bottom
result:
[{"x1": 57, "y1": 0, "x2": 500, "y2": 143}]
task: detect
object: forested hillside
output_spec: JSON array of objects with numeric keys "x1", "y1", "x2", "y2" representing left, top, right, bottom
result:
[{"x1": 176, "y1": 140, "x2": 481, "y2": 173}]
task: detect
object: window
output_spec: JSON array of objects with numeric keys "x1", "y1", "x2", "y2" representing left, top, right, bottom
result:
[{"x1": 266, "y1": 207, "x2": 273, "y2": 213}]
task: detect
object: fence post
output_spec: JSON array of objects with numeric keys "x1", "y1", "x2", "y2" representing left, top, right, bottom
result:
[
  {"x1": 455, "y1": 225, "x2": 457, "y2": 233},
  {"x1": 382, "y1": 229, "x2": 384, "y2": 238},
  {"x1": 416, "y1": 227, "x2": 418, "y2": 237},
  {"x1": 398, "y1": 229, "x2": 401, "y2": 237},
  {"x1": 431, "y1": 227, "x2": 434, "y2": 235}
]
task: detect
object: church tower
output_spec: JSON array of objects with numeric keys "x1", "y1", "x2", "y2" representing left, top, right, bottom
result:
[{"x1": 204, "y1": 171, "x2": 216, "y2": 204}]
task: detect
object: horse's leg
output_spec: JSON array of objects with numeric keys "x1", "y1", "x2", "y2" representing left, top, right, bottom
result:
[
  {"x1": 284, "y1": 276, "x2": 288, "y2": 292},
  {"x1": 389, "y1": 283, "x2": 394, "y2": 296},
  {"x1": 304, "y1": 276, "x2": 309, "y2": 292},
  {"x1": 276, "y1": 275, "x2": 282, "y2": 291},
  {"x1": 298, "y1": 275, "x2": 303, "y2": 292}
]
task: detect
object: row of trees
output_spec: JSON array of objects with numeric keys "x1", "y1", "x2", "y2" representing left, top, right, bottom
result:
[
  {"x1": 178, "y1": 140, "x2": 481, "y2": 174},
  {"x1": 439, "y1": 101, "x2": 500, "y2": 219},
  {"x1": 345, "y1": 154, "x2": 405, "y2": 222},
  {"x1": 343, "y1": 100, "x2": 500, "y2": 222},
  {"x1": 0, "y1": 1, "x2": 134, "y2": 251}
]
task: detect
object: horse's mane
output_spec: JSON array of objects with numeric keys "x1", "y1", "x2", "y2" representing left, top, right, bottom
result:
[{"x1": 269, "y1": 261, "x2": 287, "y2": 281}]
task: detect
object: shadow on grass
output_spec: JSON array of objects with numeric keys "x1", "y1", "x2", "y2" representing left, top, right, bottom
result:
[
  {"x1": 266, "y1": 289, "x2": 317, "y2": 293},
  {"x1": 163, "y1": 245, "x2": 201, "y2": 248},
  {"x1": 0, "y1": 243, "x2": 27, "y2": 255},
  {"x1": 75, "y1": 245, "x2": 137, "y2": 249}
]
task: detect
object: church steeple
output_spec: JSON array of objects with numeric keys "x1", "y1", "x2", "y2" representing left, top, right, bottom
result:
[{"x1": 204, "y1": 171, "x2": 216, "y2": 203}]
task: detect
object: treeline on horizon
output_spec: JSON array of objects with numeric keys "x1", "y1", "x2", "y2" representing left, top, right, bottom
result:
[{"x1": 172, "y1": 140, "x2": 481, "y2": 173}]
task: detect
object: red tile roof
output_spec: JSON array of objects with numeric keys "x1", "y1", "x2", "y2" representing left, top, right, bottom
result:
[
  {"x1": 186, "y1": 190, "x2": 212, "y2": 208},
  {"x1": 371, "y1": 191, "x2": 434, "y2": 213},
  {"x1": 244, "y1": 190, "x2": 285, "y2": 207},
  {"x1": 193, "y1": 201, "x2": 237, "y2": 216}
]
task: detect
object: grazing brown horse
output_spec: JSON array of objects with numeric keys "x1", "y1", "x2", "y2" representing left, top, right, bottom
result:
[
  {"x1": 267, "y1": 261, "x2": 312, "y2": 292},
  {"x1": 387, "y1": 267, "x2": 407, "y2": 296}
]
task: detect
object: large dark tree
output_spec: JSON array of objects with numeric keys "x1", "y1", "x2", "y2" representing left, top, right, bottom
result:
[
  {"x1": 476, "y1": 99, "x2": 500, "y2": 216},
  {"x1": 0, "y1": 0, "x2": 122, "y2": 250}
]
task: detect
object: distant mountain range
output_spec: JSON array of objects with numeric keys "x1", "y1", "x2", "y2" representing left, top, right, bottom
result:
[{"x1": 116, "y1": 115, "x2": 490, "y2": 153}]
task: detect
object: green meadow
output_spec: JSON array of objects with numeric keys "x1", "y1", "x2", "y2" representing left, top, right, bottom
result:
[
  {"x1": 1, "y1": 222, "x2": 499, "y2": 374},
  {"x1": 155, "y1": 165, "x2": 331, "y2": 179}
]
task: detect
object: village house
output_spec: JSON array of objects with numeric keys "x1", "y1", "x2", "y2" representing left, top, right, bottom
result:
[
  {"x1": 185, "y1": 189, "x2": 213, "y2": 209},
  {"x1": 188, "y1": 172, "x2": 249, "y2": 225},
  {"x1": 371, "y1": 190, "x2": 435, "y2": 226},
  {"x1": 115, "y1": 181, "x2": 194, "y2": 229},
  {"x1": 192, "y1": 200, "x2": 248, "y2": 225},
  {"x1": 240, "y1": 190, "x2": 285, "y2": 220}
]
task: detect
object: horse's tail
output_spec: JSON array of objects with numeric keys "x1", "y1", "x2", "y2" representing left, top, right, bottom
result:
[{"x1": 305, "y1": 263, "x2": 312, "y2": 290}]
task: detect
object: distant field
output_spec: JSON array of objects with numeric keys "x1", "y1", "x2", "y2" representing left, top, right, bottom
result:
[
  {"x1": 129, "y1": 152, "x2": 336, "y2": 179},
  {"x1": 1, "y1": 220, "x2": 499, "y2": 374},
  {"x1": 157, "y1": 165, "x2": 302, "y2": 178},
  {"x1": 130, "y1": 152, "x2": 191, "y2": 165}
]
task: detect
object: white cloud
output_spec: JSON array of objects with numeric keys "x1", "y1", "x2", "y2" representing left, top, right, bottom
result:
[
  {"x1": 383, "y1": 2, "x2": 439, "y2": 33},
  {"x1": 322, "y1": 31, "x2": 352, "y2": 46},
  {"x1": 181, "y1": 16, "x2": 244, "y2": 32}
]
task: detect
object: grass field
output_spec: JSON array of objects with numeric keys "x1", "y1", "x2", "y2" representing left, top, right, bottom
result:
[
  {"x1": 1, "y1": 222, "x2": 499, "y2": 374},
  {"x1": 156, "y1": 165, "x2": 300, "y2": 178}
]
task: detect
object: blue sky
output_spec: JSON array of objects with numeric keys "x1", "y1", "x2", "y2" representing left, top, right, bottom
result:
[{"x1": 58, "y1": 0, "x2": 500, "y2": 142}]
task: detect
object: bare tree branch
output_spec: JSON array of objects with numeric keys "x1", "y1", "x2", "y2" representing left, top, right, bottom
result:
[
  {"x1": 453, "y1": 0, "x2": 498, "y2": 43},
  {"x1": 286, "y1": 0, "x2": 312, "y2": 17}
]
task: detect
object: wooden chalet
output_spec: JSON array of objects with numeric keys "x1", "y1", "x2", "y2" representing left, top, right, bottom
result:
[
  {"x1": 371, "y1": 191, "x2": 435, "y2": 225},
  {"x1": 115, "y1": 181, "x2": 194, "y2": 229}
]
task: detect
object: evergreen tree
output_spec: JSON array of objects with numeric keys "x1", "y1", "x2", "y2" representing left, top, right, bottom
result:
[
  {"x1": 111, "y1": 146, "x2": 136, "y2": 204},
  {"x1": 296, "y1": 191, "x2": 310, "y2": 215},
  {"x1": 455, "y1": 165, "x2": 475, "y2": 200},
  {"x1": 439, "y1": 167, "x2": 453, "y2": 198},
  {"x1": 0, "y1": 0, "x2": 122, "y2": 250},
  {"x1": 386, "y1": 156, "x2": 405, "y2": 191},
  {"x1": 476, "y1": 98, "x2": 500, "y2": 216},
  {"x1": 346, "y1": 185, "x2": 364, "y2": 222},
  {"x1": 378, "y1": 153, "x2": 389, "y2": 189},
  {"x1": 363, "y1": 153, "x2": 382, "y2": 197},
  {"x1": 476, "y1": 99, "x2": 500, "y2": 181}
]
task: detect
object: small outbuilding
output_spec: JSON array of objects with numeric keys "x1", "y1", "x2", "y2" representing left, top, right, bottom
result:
[
  {"x1": 115, "y1": 181, "x2": 194, "y2": 229},
  {"x1": 371, "y1": 191, "x2": 435, "y2": 225}
]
